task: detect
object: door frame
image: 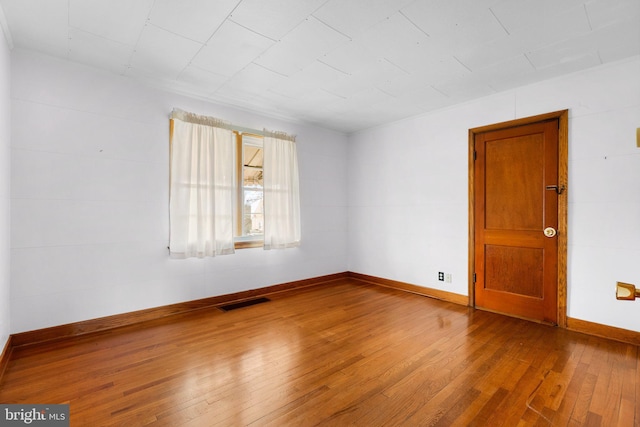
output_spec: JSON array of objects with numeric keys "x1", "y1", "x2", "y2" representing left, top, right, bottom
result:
[{"x1": 468, "y1": 110, "x2": 568, "y2": 327}]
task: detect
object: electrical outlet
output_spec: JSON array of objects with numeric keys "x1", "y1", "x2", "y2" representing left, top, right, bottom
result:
[
  {"x1": 445, "y1": 274, "x2": 452, "y2": 283},
  {"x1": 438, "y1": 272, "x2": 444, "y2": 281}
]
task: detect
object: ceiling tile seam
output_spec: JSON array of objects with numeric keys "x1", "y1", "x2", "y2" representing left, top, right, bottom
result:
[
  {"x1": 453, "y1": 56, "x2": 472, "y2": 73},
  {"x1": 201, "y1": 0, "x2": 245, "y2": 43},
  {"x1": 596, "y1": 51, "x2": 604, "y2": 65},
  {"x1": 374, "y1": 86, "x2": 397, "y2": 98},
  {"x1": 132, "y1": 0, "x2": 242, "y2": 81},
  {"x1": 583, "y1": 4, "x2": 594, "y2": 31},
  {"x1": 316, "y1": 59, "x2": 351, "y2": 76},
  {"x1": 319, "y1": 88, "x2": 347, "y2": 100},
  {"x1": 523, "y1": 53, "x2": 537, "y2": 70},
  {"x1": 158, "y1": 34, "x2": 206, "y2": 81},
  {"x1": 306, "y1": 0, "x2": 332, "y2": 33},
  {"x1": 430, "y1": 85, "x2": 449, "y2": 98},
  {"x1": 67, "y1": 26, "x2": 136, "y2": 49},
  {"x1": 124, "y1": 4, "x2": 156, "y2": 77},
  {"x1": 182, "y1": 63, "x2": 230, "y2": 86},
  {"x1": 370, "y1": 86, "x2": 398, "y2": 100},
  {"x1": 250, "y1": 15, "x2": 353, "y2": 79},
  {"x1": 145, "y1": 21, "x2": 207, "y2": 45},
  {"x1": 174, "y1": 17, "x2": 243, "y2": 85},
  {"x1": 251, "y1": 62, "x2": 289, "y2": 78},
  {"x1": 177, "y1": 11, "x2": 280, "y2": 83},
  {"x1": 266, "y1": 13, "x2": 337, "y2": 46},
  {"x1": 314, "y1": 1, "x2": 332, "y2": 13},
  {"x1": 213, "y1": 18, "x2": 282, "y2": 84},
  {"x1": 383, "y1": 58, "x2": 411, "y2": 75},
  {"x1": 310, "y1": 14, "x2": 353, "y2": 41},
  {"x1": 301, "y1": 15, "x2": 350, "y2": 42},
  {"x1": 189, "y1": 63, "x2": 229, "y2": 79},
  {"x1": 488, "y1": 8, "x2": 510, "y2": 36},
  {"x1": 226, "y1": 18, "x2": 279, "y2": 43},
  {"x1": 210, "y1": 62, "x2": 287, "y2": 98},
  {"x1": 397, "y1": 10, "x2": 430, "y2": 38}
]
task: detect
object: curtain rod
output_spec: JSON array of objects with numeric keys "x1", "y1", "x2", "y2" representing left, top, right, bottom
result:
[
  {"x1": 236, "y1": 126, "x2": 297, "y2": 142},
  {"x1": 170, "y1": 108, "x2": 295, "y2": 142},
  {"x1": 232, "y1": 124, "x2": 267, "y2": 137}
]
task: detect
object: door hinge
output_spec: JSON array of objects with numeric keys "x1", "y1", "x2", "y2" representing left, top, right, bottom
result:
[
  {"x1": 473, "y1": 273, "x2": 477, "y2": 283},
  {"x1": 473, "y1": 151, "x2": 477, "y2": 161}
]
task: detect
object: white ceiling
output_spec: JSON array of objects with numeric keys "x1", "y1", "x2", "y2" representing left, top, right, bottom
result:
[{"x1": 0, "y1": 0, "x2": 638, "y2": 133}]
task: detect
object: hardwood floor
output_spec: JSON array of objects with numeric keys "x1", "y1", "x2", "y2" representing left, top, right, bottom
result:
[{"x1": 0, "y1": 279, "x2": 638, "y2": 426}]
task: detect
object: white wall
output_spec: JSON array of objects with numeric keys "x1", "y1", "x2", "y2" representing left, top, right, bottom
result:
[
  {"x1": 9, "y1": 47, "x2": 640, "y2": 335},
  {"x1": 0, "y1": 26, "x2": 11, "y2": 347},
  {"x1": 348, "y1": 56, "x2": 640, "y2": 332},
  {"x1": 10, "y1": 49, "x2": 348, "y2": 333}
]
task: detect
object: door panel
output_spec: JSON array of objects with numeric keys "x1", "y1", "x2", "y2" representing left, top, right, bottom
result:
[
  {"x1": 484, "y1": 134, "x2": 543, "y2": 231},
  {"x1": 484, "y1": 245, "x2": 543, "y2": 298},
  {"x1": 474, "y1": 119, "x2": 559, "y2": 324}
]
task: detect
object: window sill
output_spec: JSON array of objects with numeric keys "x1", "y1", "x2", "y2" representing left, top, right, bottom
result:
[{"x1": 234, "y1": 240, "x2": 263, "y2": 250}]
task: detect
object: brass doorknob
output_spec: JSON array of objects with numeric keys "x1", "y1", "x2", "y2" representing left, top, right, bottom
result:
[{"x1": 544, "y1": 227, "x2": 557, "y2": 237}]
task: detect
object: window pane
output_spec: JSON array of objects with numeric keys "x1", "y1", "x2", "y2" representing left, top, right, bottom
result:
[
  {"x1": 242, "y1": 189, "x2": 264, "y2": 236},
  {"x1": 243, "y1": 167, "x2": 263, "y2": 187},
  {"x1": 243, "y1": 144, "x2": 263, "y2": 187},
  {"x1": 243, "y1": 144, "x2": 263, "y2": 167},
  {"x1": 236, "y1": 134, "x2": 264, "y2": 241}
]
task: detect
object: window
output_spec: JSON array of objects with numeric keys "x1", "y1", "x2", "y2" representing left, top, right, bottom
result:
[
  {"x1": 169, "y1": 108, "x2": 300, "y2": 258},
  {"x1": 235, "y1": 133, "x2": 264, "y2": 249}
]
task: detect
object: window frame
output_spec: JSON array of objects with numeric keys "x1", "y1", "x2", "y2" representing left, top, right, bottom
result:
[{"x1": 234, "y1": 131, "x2": 264, "y2": 249}]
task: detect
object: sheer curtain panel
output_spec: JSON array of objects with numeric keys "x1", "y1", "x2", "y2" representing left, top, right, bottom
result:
[
  {"x1": 169, "y1": 109, "x2": 235, "y2": 258},
  {"x1": 263, "y1": 131, "x2": 301, "y2": 249}
]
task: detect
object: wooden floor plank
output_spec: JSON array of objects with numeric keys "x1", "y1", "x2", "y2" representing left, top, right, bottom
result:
[{"x1": 0, "y1": 279, "x2": 638, "y2": 426}]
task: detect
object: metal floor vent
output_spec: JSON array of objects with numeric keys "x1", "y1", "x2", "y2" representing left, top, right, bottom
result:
[{"x1": 219, "y1": 297, "x2": 271, "y2": 312}]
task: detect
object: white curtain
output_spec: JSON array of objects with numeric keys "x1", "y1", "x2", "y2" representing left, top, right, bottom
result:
[
  {"x1": 169, "y1": 109, "x2": 235, "y2": 258},
  {"x1": 263, "y1": 131, "x2": 301, "y2": 249}
]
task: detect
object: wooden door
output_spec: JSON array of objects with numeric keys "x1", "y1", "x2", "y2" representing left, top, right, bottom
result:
[{"x1": 474, "y1": 119, "x2": 560, "y2": 324}]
